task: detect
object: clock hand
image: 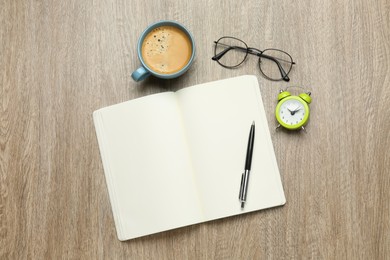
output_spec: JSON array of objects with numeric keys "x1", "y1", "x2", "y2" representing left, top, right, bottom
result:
[
  {"x1": 287, "y1": 107, "x2": 295, "y2": 115},
  {"x1": 292, "y1": 106, "x2": 303, "y2": 112},
  {"x1": 287, "y1": 105, "x2": 302, "y2": 116}
]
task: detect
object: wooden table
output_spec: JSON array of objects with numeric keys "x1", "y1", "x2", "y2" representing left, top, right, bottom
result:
[{"x1": 1, "y1": 0, "x2": 389, "y2": 259}]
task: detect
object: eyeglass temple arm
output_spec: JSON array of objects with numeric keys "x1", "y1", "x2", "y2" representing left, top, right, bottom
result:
[
  {"x1": 212, "y1": 42, "x2": 248, "y2": 61},
  {"x1": 245, "y1": 47, "x2": 294, "y2": 64},
  {"x1": 218, "y1": 45, "x2": 295, "y2": 66}
]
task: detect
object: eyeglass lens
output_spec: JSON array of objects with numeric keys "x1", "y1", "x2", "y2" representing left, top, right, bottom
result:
[
  {"x1": 259, "y1": 49, "x2": 293, "y2": 81},
  {"x1": 214, "y1": 37, "x2": 248, "y2": 67}
]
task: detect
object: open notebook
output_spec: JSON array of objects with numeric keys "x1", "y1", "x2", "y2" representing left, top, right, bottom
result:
[{"x1": 93, "y1": 75, "x2": 286, "y2": 241}]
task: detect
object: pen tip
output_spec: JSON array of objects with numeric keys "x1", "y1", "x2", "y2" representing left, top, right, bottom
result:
[
  {"x1": 252, "y1": 121, "x2": 255, "y2": 125},
  {"x1": 241, "y1": 202, "x2": 245, "y2": 208}
]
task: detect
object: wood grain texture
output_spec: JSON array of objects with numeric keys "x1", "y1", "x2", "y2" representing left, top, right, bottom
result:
[{"x1": 1, "y1": 0, "x2": 389, "y2": 259}]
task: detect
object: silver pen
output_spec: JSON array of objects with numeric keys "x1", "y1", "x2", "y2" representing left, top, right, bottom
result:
[{"x1": 239, "y1": 121, "x2": 255, "y2": 209}]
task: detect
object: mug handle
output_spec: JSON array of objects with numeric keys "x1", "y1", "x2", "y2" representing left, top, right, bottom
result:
[{"x1": 131, "y1": 66, "x2": 151, "y2": 82}]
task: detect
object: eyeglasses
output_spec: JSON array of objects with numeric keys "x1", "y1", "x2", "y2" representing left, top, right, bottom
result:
[{"x1": 212, "y1": 36, "x2": 295, "y2": 82}]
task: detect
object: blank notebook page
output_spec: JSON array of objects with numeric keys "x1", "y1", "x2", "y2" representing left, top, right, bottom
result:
[
  {"x1": 176, "y1": 75, "x2": 285, "y2": 220},
  {"x1": 93, "y1": 93, "x2": 203, "y2": 240}
]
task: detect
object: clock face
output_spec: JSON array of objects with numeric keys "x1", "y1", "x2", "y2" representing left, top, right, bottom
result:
[{"x1": 276, "y1": 96, "x2": 309, "y2": 129}]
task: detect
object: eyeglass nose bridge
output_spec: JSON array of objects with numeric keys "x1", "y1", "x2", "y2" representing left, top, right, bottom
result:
[{"x1": 247, "y1": 48, "x2": 263, "y2": 57}]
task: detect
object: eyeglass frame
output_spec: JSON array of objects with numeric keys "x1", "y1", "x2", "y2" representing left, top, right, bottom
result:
[{"x1": 212, "y1": 36, "x2": 295, "y2": 82}]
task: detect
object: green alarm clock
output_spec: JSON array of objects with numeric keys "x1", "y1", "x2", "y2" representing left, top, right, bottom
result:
[{"x1": 275, "y1": 88, "x2": 312, "y2": 131}]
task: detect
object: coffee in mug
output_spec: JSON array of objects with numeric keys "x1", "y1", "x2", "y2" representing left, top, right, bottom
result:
[
  {"x1": 141, "y1": 26, "x2": 192, "y2": 74},
  {"x1": 131, "y1": 21, "x2": 196, "y2": 82}
]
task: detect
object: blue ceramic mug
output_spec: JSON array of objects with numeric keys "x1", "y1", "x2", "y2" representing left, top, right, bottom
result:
[{"x1": 131, "y1": 21, "x2": 195, "y2": 81}]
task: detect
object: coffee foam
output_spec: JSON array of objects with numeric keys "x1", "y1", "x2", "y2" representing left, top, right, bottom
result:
[{"x1": 141, "y1": 26, "x2": 192, "y2": 74}]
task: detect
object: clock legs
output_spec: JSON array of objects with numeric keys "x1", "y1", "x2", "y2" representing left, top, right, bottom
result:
[{"x1": 275, "y1": 124, "x2": 308, "y2": 133}]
